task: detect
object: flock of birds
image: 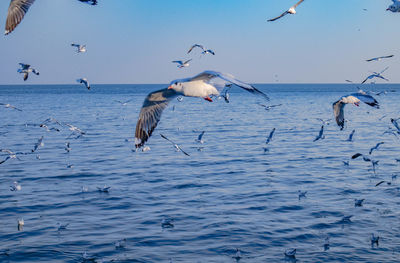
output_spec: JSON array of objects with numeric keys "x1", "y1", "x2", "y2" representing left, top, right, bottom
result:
[{"x1": 2, "y1": 0, "x2": 400, "y2": 261}]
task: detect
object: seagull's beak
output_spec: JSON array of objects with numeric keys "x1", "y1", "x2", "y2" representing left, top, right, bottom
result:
[
  {"x1": 168, "y1": 86, "x2": 173, "y2": 90},
  {"x1": 355, "y1": 102, "x2": 360, "y2": 107}
]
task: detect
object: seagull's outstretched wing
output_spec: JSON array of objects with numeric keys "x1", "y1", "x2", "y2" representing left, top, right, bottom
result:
[
  {"x1": 135, "y1": 88, "x2": 178, "y2": 148},
  {"x1": 292, "y1": 0, "x2": 305, "y2": 9},
  {"x1": 187, "y1": 44, "x2": 204, "y2": 54},
  {"x1": 23, "y1": 72, "x2": 29, "y2": 81},
  {"x1": 268, "y1": 11, "x2": 289, "y2": 22},
  {"x1": 190, "y1": 71, "x2": 269, "y2": 101},
  {"x1": 172, "y1": 61, "x2": 183, "y2": 66},
  {"x1": 5, "y1": 0, "x2": 35, "y2": 35},
  {"x1": 351, "y1": 93, "x2": 379, "y2": 108},
  {"x1": 333, "y1": 100, "x2": 345, "y2": 130}
]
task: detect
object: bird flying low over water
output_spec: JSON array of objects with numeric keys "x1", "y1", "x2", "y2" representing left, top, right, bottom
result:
[
  {"x1": 77, "y1": 78, "x2": 90, "y2": 90},
  {"x1": 5, "y1": 0, "x2": 98, "y2": 35},
  {"x1": 160, "y1": 134, "x2": 190, "y2": 156},
  {"x1": 369, "y1": 142, "x2": 384, "y2": 155},
  {"x1": 313, "y1": 125, "x2": 325, "y2": 142},
  {"x1": 172, "y1": 59, "x2": 192, "y2": 69},
  {"x1": 333, "y1": 93, "x2": 379, "y2": 130},
  {"x1": 387, "y1": 0, "x2": 400, "y2": 12},
  {"x1": 366, "y1": 55, "x2": 394, "y2": 62},
  {"x1": 134, "y1": 71, "x2": 269, "y2": 148},
  {"x1": 361, "y1": 67, "x2": 389, "y2": 84},
  {"x1": 268, "y1": 0, "x2": 305, "y2": 22},
  {"x1": 0, "y1": 103, "x2": 22, "y2": 111}
]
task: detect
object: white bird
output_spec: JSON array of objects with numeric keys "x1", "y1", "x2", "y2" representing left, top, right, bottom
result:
[
  {"x1": 284, "y1": 248, "x2": 296, "y2": 258},
  {"x1": 268, "y1": 0, "x2": 305, "y2": 22},
  {"x1": 313, "y1": 125, "x2": 325, "y2": 142},
  {"x1": 196, "y1": 131, "x2": 205, "y2": 144},
  {"x1": 17, "y1": 63, "x2": 39, "y2": 81},
  {"x1": 114, "y1": 99, "x2": 132, "y2": 106},
  {"x1": 187, "y1": 44, "x2": 215, "y2": 56},
  {"x1": 134, "y1": 71, "x2": 269, "y2": 148},
  {"x1": 387, "y1": 0, "x2": 400, "y2": 12},
  {"x1": 77, "y1": 78, "x2": 90, "y2": 90},
  {"x1": 0, "y1": 103, "x2": 22, "y2": 111},
  {"x1": 160, "y1": 134, "x2": 190, "y2": 156},
  {"x1": 366, "y1": 55, "x2": 394, "y2": 62},
  {"x1": 361, "y1": 67, "x2": 389, "y2": 84},
  {"x1": 18, "y1": 218, "x2": 24, "y2": 231},
  {"x1": 172, "y1": 59, "x2": 192, "y2": 68},
  {"x1": 71, "y1": 43, "x2": 87, "y2": 53},
  {"x1": 31, "y1": 136, "x2": 44, "y2": 153},
  {"x1": 333, "y1": 93, "x2": 379, "y2": 130},
  {"x1": 10, "y1": 181, "x2": 22, "y2": 191}
]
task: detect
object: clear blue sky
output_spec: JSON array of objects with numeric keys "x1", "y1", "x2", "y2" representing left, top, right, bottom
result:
[{"x1": 0, "y1": 0, "x2": 398, "y2": 84}]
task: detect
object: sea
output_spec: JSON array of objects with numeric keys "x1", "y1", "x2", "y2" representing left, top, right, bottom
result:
[{"x1": 0, "y1": 84, "x2": 400, "y2": 262}]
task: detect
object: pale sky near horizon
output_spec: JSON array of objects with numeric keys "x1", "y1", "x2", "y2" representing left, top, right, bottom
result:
[{"x1": 0, "y1": 0, "x2": 399, "y2": 85}]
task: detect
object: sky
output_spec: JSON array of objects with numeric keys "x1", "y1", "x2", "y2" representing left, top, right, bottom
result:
[{"x1": 0, "y1": 0, "x2": 399, "y2": 85}]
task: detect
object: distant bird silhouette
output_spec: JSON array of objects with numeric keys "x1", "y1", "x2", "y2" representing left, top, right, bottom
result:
[
  {"x1": 172, "y1": 59, "x2": 192, "y2": 68},
  {"x1": 366, "y1": 55, "x2": 394, "y2": 62},
  {"x1": 361, "y1": 67, "x2": 389, "y2": 84},
  {"x1": 77, "y1": 78, "x2": 90, "y2": 90},
  {"x1": 268, "y1": 0, "x2": 305, "y2": 22},
  {"x1": 71, "y1": 44, "x2": 87, "y2": 53}
]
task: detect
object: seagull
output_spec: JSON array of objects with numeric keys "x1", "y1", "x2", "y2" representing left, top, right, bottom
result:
[
  {"x1": 352, "y1": 153, "x2": 371, "y2": 162},
  {"x1": 78, "y1": 0, "x2": 98, "y2": 5},
  {"x1": 1, "y1": 149, "x2": 24, "y2": 164},
  {"x1": 366, "y1": 55, "x2": 394, "y2": 62},
  {"x1": 196, "y1": 131, "x2": 205, "y2": 144},
  {"x1": 347, "y1": 129, "x2": 355, "y2": 142},
  {"x1": 187, "y1": 44, "x2": 215, "y2": 56},
  {"x1": 375, "y1": 180, "x2": 390, "y2": 187},
  {"x1": 161, "y1": 218, "x2": 174, "y2": 229},
  {"x1": 371, "y1": 234, "x2": 380, "y2": 246},
  {"x1": 65, "y1": 142, "x2": 71, "y2": 153},
  {"x1": 284, "y1": 248, "x2": 296, "y2": 258},
  {"x1": 266, "y1": 128, "x2": 276, "y2": 145},
  {"x1": 17, "y1": 64, "x2": 39, "y2": 81},
  {"x1": 361, "y1": 67, "x2": 389, "y2": 84},
  {"x1": 0, "y1": 103, "x2": 22, "y2": 111},
  {"x1": 10, "y1": 181, "x2": 22, "y2": 191},
  {"x1": 31, "y1": 136, "x2": 44, "y2": 153},
  {"x1": 5, "y1": 0, "x2": 97, "y2": 35},
  {"x1": 77, "y1": 78, "x2": 90, "y2": 90},
  {"x1": 134, "y1": 71, "x2": 269, "y2": 148},
  {"x1": 114, "y1": 99, "x2": 132, "y2": 106},
  {"x1": 115, "y1": 238, "x2": 127, "y2": 249},
  {"x1": 313, "y1": 125, "x2": 325, "y2": 142},
  {"x1": 233, "y1": 248, "x2": 242, "y2": 261},
  {"x1": 298, "y1": 190, "x2": 307, "y2": 200},
  {"x1": 172, "y1": 59, "x2": 192, "y2": 68},
  {"x1": 97, "y1": 186, "x2": 110, "y2": 193},
  {"x1": 268, "y1": 0, "x2": 305, "y2": 22},
  {"x1": 160, "y1": 134, "x2": 190, "y2": 156},
  {"x1": 17, "y1": 218, "x2": 24, "y2": 231},
  {"x1": 65, "y1": 123, "x2": 86, "y2": 138},
  {"x1": 391, "y1": 118, "x2": 400, "y2": 133},
  {"x1": 354, "y1": 199, "x2": 365, "y2": 207},
  {"x1": 259, "y1": 103, "x2": 282, "y2": 111},
  {"x1": 387, "y1": 0, "x2": 400, "y2": 12},
  {"x1": 71, "y1": 43, "x2": 87, "y2": 53},
  {"x1": 369, "y1": 142, "x2": 384, "y2": 155},
  {"x1": 333, "y1": 93, "x2": 379, "y2": 130},
  {"x1": 57, "y1": 223, "x2": 69, "y2": 231},
  {"x1": 340, "y1": 215, "x2": 353, "y2": 223}
]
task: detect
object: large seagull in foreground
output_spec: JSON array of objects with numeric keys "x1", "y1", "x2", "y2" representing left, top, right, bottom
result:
[
  {"x1": 134, "y1": 71, "x2": 269, "y2": 148},
  {"x1": 5, "y1": 0, "x2": 97, "y2": 35},
  {"x1": 333, "y1": 92, "x2": 379, "y2": 130},
  {"x1": 268, "y1": 0, "x2": 305, "y2": 22}
]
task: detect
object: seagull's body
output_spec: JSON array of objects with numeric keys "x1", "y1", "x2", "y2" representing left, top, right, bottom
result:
[
  {"x1": 77, "y1": 78, "x2": 90, "y2": 90},
  {"x1": 134, "y1": 70, "x2": 269, "y2": 148},
  {"x1": 366, "y1": 55, "x2": 394, "y2": 62},
  {"x1": 172, "y1": 59, "x2": 192, "y2": 68},
  {"x1": 333, "y1": 93, "x2": 379, "y2": 130},
  {"x1": 387, "y1": 0, "x2": 400, "y2": 12},
  {"x1": 71, "y1": 44, "x2": 87, "y2": 53},
  {"x1": 268, "y1": 0, "x2": 305, "y2": 22},
  {"x1": 361, "y1": 67, "x2": 389, "y2": 84}
]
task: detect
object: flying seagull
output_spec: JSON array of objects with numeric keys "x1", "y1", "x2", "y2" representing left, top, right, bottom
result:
[
  {"x1": 134, "y1": 71, "x2": 268, "y2": 148},
  {"x1": 17, "y1": 63, "x2": 39, "y2": 81},
  {"x1": 333, "y1": 93, "x2": 379, "y2": 130},
  {"x1": 5, "y1": 0, "x2": 97, "y2": 35},
  {"x1": 369, "y1": 142, "x2": 384, "y2": 155},
  {"x1": 313, "y1": 125, "x2": 325, "y2": 142},
  {"x1": 0, "y1": 103, "x2": 22, "y2": 111},
  {"x1": 268, "y1": 0, "x2": 305, "y2": 22},
  {"x1": 77, "y1": 78, "x2": 90, "y2": 90},
  {"x1": 196, "y1": 131, "x2": 205, "y2": 144},
  {"x1": 187, "y1": 44, "x2": 215, "y2": 55},
  {"x1": 160, "y1": 134, "x2": 190, "y2": 156},
  {"x1": 361, "y1": 67, "x2": 389, "y2": 84},
  {"x1": 266, "y1": 128, "x2": 276, "y2": 145},
  {"x1": 114, "y1": 99, "x2": 132, "y2": 106},
  {"x1": 71, "y1": 44, "x2": 87, "y2": 53},
  {"x1": 387, "y1": 0, "x2": 400, "y2": 12},
  {"x1": 347, "y1": 129, "x2": 355, "y2": 141},
  {"x1": 366, "y1": 55, "x2": 394, "y2": 62},
  {"x1": 172, "y1": 59, "x2": 192, "y2": 69},
  {"x1": 31, "y1": 136, "x2": 44, "y2": 153}
]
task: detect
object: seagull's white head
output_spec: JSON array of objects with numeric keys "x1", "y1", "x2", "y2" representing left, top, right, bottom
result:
[
  {"x1": 168, "y1": 81, "x2": 184, "y2": 93},
  {"x1": 288, "y1": 7, "x2": 296, "y2": 14}
]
